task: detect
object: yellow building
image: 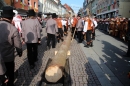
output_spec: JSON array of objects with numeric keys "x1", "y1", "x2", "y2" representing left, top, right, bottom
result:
[{"x1": 4, "y1": 0, "x2": 11, "y2": 6}]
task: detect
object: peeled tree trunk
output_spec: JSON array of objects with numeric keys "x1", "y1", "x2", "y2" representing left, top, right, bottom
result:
[{"x1": 45, "y1": 32, "x2": 71, "y2": 83}]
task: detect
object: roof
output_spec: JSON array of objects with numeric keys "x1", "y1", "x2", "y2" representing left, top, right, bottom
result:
[{"x1": 64, "y1": 4, "x2": 74, "y2": 13}]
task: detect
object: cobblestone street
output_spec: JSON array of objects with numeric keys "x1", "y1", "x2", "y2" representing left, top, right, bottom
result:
[
  {"x1": 14, "y1": 28, "x2": 101, "y2": 86},
  {"x1": 69, "y1": 40, "x2": 101, "y2": 86}
]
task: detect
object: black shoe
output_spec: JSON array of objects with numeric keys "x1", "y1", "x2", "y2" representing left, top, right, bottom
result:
[
  {"x1": 57, "y1": 39, "x2": 60, "y2": 43},
  {"x1": 123, "y1": 54, "x2": 130, "y2": 57},
  {"x1": 30, "y1": 64, "x2": 35, "y2": 69},
  {"x1": 61, "y1": 39, "x2": 64, "y2": 42},
  {"x1": 84, "y1": 44, "x2": 89, "y2": 48},
  {"x1": 47, "y1": 46, "x2": 50, "y2": 50},
  {"x1": 92, "y1": 37, "x2": 95, "y2": 40},
  {"x1": 90, "y1": 42, "x2": 93, "y2": 47},
  {"x1": 52, "y1": 47, "x2": 55, "y2": 48},
  {"x1": 78, "y1": 41, "x2": 82, "y2": 43}
]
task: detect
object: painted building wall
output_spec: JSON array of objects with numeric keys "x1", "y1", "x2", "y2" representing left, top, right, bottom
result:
[
  {"x1": 96, "y1": 0, "x2": 130, "y2": 18},
  {"x1": 0, "y1": 0, "x2": 6, "y2": 9},
  {"x1": 38, "y1": 0, "x2": 44, "y2": 12},
  {"x1": 14, "y1": 0, "x2": 28, "y2": 10},
  {"x1": 83, "y1": 0, "x2": 88, "y2": 16},
  {"x1": 14, "y1": 0, "x2": 38, "y2": 12},
  {"x1": 4, "y1": 0, "x2": 11, "y2": 5},
  {"x1": 62, "y1": 6, "x2": 66, "y2": 16},
  {"x1": 58, "y1": 4, "x2": 62, "y2": 15},
  {"x1": 96, "y1": 0, "x2": 119, "y2": 18},
  {"x1": 43, "y1": 0, "x2": 58, "y2": 13},
  {"x1": 92, "y1": 0, "x2": 97, "y2": 15},
  {"x1": 30, "y1": 0, "x2": 38, "y2": 12}
]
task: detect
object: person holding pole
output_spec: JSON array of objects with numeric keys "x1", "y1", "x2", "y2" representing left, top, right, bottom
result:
[{"x1": 83, "y1": 15, "x2": 94, "y2": 48}]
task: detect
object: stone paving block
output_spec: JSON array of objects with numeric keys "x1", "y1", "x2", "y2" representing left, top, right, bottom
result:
[{"x1": 69, "y1": 40, "x2": 101, "y2": 86}]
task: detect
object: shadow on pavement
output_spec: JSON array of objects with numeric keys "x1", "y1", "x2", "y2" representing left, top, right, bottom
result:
[
  {"x1": 101, "y1": 40, "x2": 130, "y2": 85},
  {"x1": 14, "y1": 35, "x2": 47, "y2": 86},
  {"x1": 84, "y1": 60, "x2": 102, "y2": 86}
]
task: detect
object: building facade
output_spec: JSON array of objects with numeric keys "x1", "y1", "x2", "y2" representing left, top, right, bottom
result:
[
  {"x1": 83, "y1": 0, "x2": 88, "y2": 16},
  {"x1": 13, "y1": 0, "x2": 28, "y2": 10},
  {"x1": 83, "y1": 0, "x2": 93, "y2": 16},
  {"x1": 118, "y1": 0, "x2": 130, "y2": 18},
  {"x1": 61, "y1": 5, "x2": 67, "y2": 17},
  {"x1": 78, "y1": 8, "x2": 84, "y2": 16},
  {"x1": 39, "y1": 0, "x2": 62, "y2": 15},
  {"x1": 1, "y1": 0, "x2": 38, "y2": 15},
  {"x1": 87, "y1": 0, "x2": 92, "y2": 15},
  {"x1": 0, "y1": 0, "x2": 6, "y2": 9},
  {"x1": 43, "y1": 0, "x2": 59, "y2": 14},
  {"x1": 58, "y1": 3, "x2": 62, "y2": 16},
  {"x1": 64, "y1": 4, "x2": 74, "y2": 18},
  {"x1": 38, "y1": 0, "x2": 45, "y2": 13},
  {"x1": 91, "y1": 0, "x2": 98, "y2": 16},
  {"x1": 4, "y1": 0, "x2": 11, "y2": 6},
  {"x1": 96, "y1": 0, "x2": 130, "y2": 18},
  {"x1": 96, "y1": 0, "x2": 118, "y2": 18}
]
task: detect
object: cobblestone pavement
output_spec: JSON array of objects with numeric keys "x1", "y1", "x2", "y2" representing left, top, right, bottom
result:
[
  {"x1": 69, "y1": 40, "x2": 101, "y2": 86},
  {"x1": 14, "y1": 29, "x2": 62, "y2": 86},
  {"x1": 14, "y1": 28, "x2": 101, "y2": 86}
]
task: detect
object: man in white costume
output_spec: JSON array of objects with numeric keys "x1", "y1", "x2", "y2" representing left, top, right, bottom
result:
[{"x1": 12, "y1": 10, "x2": 22, "y2": 36}]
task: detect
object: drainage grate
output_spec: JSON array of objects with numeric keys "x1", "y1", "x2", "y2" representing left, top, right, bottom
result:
[{"x1": 39, "y1": 58, "x2": 71, "y2": 86}]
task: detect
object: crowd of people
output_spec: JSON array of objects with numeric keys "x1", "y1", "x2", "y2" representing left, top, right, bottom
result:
[
  {"x1": 96, "y1": 17, "x2": 130, "y2": 57},
  {"x1": 97, "y1": 17, "x2": 129, "y2": 40},
  {"x1": 0, "y1": 5, "x2": 130, "y2": 86}
]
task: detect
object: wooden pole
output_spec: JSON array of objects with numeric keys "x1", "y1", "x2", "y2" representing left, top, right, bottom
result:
[{"x1": 45, "y1": 32, "x2": 72, "y2": 83}]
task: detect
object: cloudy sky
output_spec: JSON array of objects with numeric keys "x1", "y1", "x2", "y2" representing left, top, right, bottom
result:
[{"x1": 61, "y1": 0, "x2": 84, "y2": 13}]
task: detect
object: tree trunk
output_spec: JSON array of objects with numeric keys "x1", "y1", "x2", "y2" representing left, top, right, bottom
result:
[{"x1": 45, "y1": 32, "x2": 71, "y2": 83}]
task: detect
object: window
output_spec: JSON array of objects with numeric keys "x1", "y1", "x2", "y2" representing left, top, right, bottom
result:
[
  {"x1": 21, "y1": 0, "x2": 24, "y2": 4},
  {"x1": 16, "y1": 0, "x2": 18, "y2": 2},
  {"x1": 34, "y1": 2, "x2": 36, "y2": 8},
  {"x1": 28, "y1": 0, "x2": 30, "y2": 6}
]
